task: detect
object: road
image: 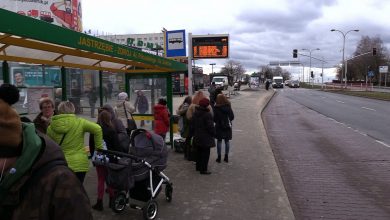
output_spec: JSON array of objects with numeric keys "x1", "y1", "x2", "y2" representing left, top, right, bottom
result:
[
  {"x1": 279, "y1": 88, "x2": 390, "y2": 147},
  {"x1": 263, "y1": 88, "x2": 390, "y2": 219}
]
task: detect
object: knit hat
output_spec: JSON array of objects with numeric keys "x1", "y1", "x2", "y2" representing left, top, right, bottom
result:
[
  {"x1": 199, "y1": 98, "x2": 210, "y2": 107},
  {"x1": 118, "y1": 92, "x2": 128, "y2": 101},
  {"x1": 0, "y1": 84, "x2": 22, "y2": 157}
]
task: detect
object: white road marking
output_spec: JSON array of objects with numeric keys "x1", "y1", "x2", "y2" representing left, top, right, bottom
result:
[
  {"x1": 361, "y1": 107, "x2": 376, "y2": 111},
  {"x1": 336, "y1": 100, "x2": 345, "y2": 103},
  {"x1": 376, "y1": 140, "x2": 390, "y2": 148}
]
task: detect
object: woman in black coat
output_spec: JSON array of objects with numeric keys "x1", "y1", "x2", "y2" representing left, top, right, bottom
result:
[
  {"x1": 190, "y1": 98, "x2": 215, "y2": 174},
  {"x1": 213, "y1": 94, "x2": 234, "y2": 163}
]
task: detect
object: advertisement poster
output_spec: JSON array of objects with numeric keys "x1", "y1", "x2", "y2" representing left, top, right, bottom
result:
[
  {"x1": 11, "y1": 67, "x2": 61, "y2": 87},
  {"x1": 1, "y1": 0, "x2": 83, "y2": 32}
]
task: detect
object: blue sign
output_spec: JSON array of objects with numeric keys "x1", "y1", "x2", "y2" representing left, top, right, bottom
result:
[
  {"x1": 166, "y1": 30, "x2": 186, "y2": 57},
  {"x1": 368, "y1": 71, "x2": 374, "y2": 77}
]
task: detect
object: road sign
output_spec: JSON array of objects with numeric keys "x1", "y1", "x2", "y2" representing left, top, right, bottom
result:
[
  {"x1": 379, "y1": 66, "x2": 388, "y2": 73},
  {"x1": 368, "y1": 71, "x2": 374, "y2": 77},
  {"x1": 166, "y1": 30, "x2": 186, "y2": 57}
]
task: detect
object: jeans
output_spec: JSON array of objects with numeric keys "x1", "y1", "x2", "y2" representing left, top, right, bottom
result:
[{"x1": 217, "y1": 139, "x2": 230, "y2": 156}]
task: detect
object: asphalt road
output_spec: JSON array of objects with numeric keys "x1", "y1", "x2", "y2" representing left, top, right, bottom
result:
[
  {"x1": 278, "y1": 88, "x2": 390, "y2": 147},
  {"x1": 263, "y1": 89, "x2": 390, "y2": 219}
]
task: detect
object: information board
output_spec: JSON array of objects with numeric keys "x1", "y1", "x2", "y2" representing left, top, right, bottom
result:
[{"x1": 192, "y1": 34, "x2": 229, "y2": 59}]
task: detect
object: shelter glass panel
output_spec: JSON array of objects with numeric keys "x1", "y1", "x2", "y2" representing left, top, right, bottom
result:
[
  {"x1": 128, "y1": 76, "x2": 168, "y2": 132},
  {"x1": 102, "y1": 71, "x2": 125, "y2": 106},
  {"x1": 66, "y1": 68, "x2": 100, "y2": 117}
]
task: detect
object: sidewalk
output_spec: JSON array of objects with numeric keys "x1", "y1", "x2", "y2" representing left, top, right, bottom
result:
[{"x1": 83, "y1": 86, "x2": 295, "y2": 220}]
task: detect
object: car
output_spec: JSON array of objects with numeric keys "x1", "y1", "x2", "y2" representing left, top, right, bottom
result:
[{"x1": 289, "y1": 80, "x2": 300, "y2": 88}]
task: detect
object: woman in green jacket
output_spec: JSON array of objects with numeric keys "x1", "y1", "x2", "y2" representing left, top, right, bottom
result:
[{"x1": 47, "y1": 101, "x2": 103, "y2": 183}]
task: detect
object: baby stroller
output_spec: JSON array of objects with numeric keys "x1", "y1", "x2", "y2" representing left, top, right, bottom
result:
[{"x1": 97, "y1": 129, "x2": 173, "y2": 220}]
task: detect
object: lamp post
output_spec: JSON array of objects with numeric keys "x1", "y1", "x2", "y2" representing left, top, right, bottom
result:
[
  {"x1": 330, "y1": 29, "x2": 359, "y2": 88},
  {"x1": 210, "y1": 63, "x2": 216, "y2": 74},
  {"x1": 301, "y1": 48, "x2": 320, "y2": 84}
]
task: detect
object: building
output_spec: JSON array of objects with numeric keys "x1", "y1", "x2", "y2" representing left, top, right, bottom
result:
[
  {"x1": 98, "y1": 33, "x2": 165, "y2": 56},
  {"x1": 2, "y1": 0, "x2": 83, "y2": 32}
]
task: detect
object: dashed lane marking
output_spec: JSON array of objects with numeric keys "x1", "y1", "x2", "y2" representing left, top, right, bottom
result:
[
  {"x1": 336, "y1": 100, "x2": 345, "y2": 103},
  {"x1": 376, "y1": 140, "x2": 390, "y2": 148},
  {"x1": 361, "y1": 106, "x2": 376, "y2": 111}
]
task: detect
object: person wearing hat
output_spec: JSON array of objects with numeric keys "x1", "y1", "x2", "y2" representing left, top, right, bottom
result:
[
  {"x1": 189, "y1": 97, "x2": 215, "y2": 175},
  {"x1": 0, "y1": 84, "x2": 92, "y2": 219},
  {"x1": 114, "y1": 92, "x2": 136, "y2": 133}
]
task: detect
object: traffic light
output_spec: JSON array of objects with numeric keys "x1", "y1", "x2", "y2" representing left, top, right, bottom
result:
[
  {"x1": 373, "y1": 48, "x2": 377, "y2": 56},
  {"x1": 311, "y1": 71, "x2": 314, "y2": 78},
  {"x1": 293, "y1": 49, "x2": 298, "y2": 58}
]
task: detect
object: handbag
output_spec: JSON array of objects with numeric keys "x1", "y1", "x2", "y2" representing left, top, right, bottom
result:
[{"x1": 123, "y1": 102, "x2": 137, "y2": 135}]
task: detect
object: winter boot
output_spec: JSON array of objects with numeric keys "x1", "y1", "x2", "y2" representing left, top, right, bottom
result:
[
  {"x1": 216, "y1": 155, "x2": 221, "y2": 163},
  {"x1": 92, "y1": 199, "x2": 103, "y2": 211},
  {"x1": 224, "y1": 154, "x2": 229, "y2": 163}
]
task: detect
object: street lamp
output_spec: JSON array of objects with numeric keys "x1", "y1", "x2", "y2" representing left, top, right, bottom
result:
[
  {"x1": 301, "y1": 48, "x2": 320, "y2": 84},
  {"x1": 210, "y1": 63, "x2": 216, "y2": 74},
  {"x1": 330, "y1": 29, "x2": 359, "y2": 88}
]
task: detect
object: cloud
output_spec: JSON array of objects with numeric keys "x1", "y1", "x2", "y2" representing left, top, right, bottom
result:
[{"x1": 82, "y1": 0, "x2": 390, "y2": 77}]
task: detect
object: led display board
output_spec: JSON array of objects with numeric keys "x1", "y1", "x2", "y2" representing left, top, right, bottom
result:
[{"x1": 192, "y1": 34, "x2": 229, "y2": 59}]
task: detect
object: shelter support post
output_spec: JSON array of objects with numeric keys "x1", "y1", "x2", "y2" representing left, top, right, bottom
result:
[
  {"x1": 61, "y1": 66, "x2": 67, "y2": 101},
  {"x1": 2, "y1": 60, "x2": 9, "y2": 84},
  {"x1": 99, "y1": 70, "x2": 103, "y2": 107},
  {"x1": 167, "y1": 74, "x2": 173, "y2": 146}
]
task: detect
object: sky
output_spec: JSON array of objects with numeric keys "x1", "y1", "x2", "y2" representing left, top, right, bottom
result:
[{"x1": 82, "y1": 0, "x2": 390, "y2": 80}]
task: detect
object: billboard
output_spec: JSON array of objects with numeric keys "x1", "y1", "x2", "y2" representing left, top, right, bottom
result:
[
  {"x1": 1, "y1": 0, "x2": 83, "y2": 32},
  {"x1": 192, "y1": 34, "x2": 229, "y2": 59},
  {"x1": 165, "y1": 29, "x2": 186, "y2": 57}
]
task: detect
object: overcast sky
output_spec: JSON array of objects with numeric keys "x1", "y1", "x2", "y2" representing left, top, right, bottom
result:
[{"x1": 82, "y1": 0, "x2": 390, "y2": 79}]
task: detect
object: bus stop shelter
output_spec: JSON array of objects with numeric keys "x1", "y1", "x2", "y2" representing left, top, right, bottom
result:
[{"x1": 0, "y1": 8, "x2": 187, "y2": 144}]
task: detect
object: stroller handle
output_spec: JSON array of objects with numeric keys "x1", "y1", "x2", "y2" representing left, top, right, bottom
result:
[{"x1": 97, "y1": 149, "x2": 143, "y2": 163}]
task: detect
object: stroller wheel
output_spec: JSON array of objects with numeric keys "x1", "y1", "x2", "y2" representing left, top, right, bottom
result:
[
  {"x1": 165, "y1": 184, "x2": 173, "y2": 202},
  {"x1": 112, "y1": 191, "x2": 127, "y2": 213},
  {"x1": 143, "y1": 200, "x2": 158, "y2": 220}
]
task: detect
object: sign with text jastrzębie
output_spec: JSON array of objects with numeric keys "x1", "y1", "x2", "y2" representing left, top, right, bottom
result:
[{"x1": 192, "y1": 34, "x2": 229, "y2": 59}]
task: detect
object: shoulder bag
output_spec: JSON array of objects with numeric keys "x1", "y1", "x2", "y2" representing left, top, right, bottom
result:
[{"x1": 123, "y1": 102, "x2": 137, "y2": 136}]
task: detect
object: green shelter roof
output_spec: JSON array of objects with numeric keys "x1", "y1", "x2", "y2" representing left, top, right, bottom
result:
[{"x1": 0, "y1": 8, "x2": 187, "y2": 73}]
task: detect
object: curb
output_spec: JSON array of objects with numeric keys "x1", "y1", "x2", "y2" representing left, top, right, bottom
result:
[{"x1": 259, "y1": 90, "x2": 295, "y2": 220}]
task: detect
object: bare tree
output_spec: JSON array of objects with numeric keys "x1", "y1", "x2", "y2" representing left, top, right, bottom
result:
[
  {"x1": 348, "y1": 35, "x2": 389, "y2": 83},
  {"x1": 220, "y1": 60, "x2": 246, "y2": 85}
]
